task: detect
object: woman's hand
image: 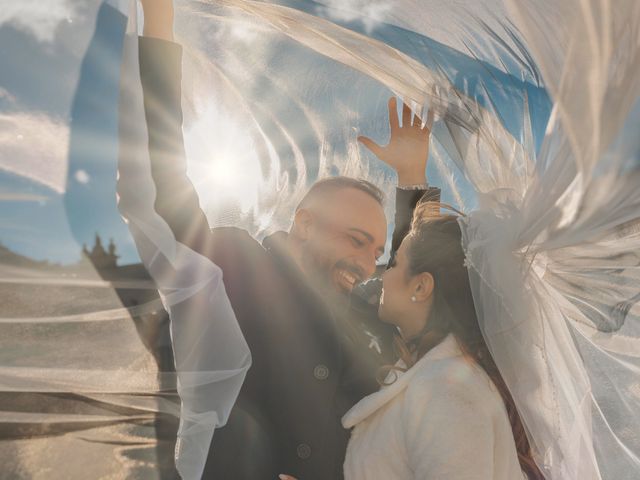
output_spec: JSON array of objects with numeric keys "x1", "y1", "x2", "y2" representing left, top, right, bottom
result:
[
  {"x1": 278, "y1": 475, "x2": 298, "y2": 480},
  {"x1": 359, "y1": 97, "x2": 434, "y2": 186},
  {"x1": 139, "y1": 0, "x2": 174, "y2": 41}
]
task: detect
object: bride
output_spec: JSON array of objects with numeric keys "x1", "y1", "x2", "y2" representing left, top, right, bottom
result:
[{"x1": 338, "y1": 204, "x2": 543, "y2": 480}]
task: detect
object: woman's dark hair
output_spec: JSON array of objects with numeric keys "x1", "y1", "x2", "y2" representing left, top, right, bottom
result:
[{"x1": 381, "y1": 201, "x2": 544, "y2": 480}]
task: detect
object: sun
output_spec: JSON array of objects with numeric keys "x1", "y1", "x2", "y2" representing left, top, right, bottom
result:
[
  {"x1": 184, "y1": 100, "x2": 264, "y2": 216},
  {"x1": 208, "y1": 159, "x2": 240, "y2": 187}
]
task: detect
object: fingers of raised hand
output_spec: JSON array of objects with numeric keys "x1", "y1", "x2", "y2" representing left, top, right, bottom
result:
[
  {"x1": 386, "y1": 97, "x2": 435, "y2": 132},
  {"x1": 402, "y1": 102, "x2": 413, "y2": 128},
  {"x1": 358, "y1": 135, "x2": 384, "y2": 157},
  {"x1": 388, "y1": 97, "x2": 399, "y2": 131},
  {"x1": 399, "y1": 101, "x2": 432, "y2": 131},
  {"x1": 410, "y1": 108, "x2": 434, "y2": 135},
  {"x1": 425, "y1": 108, "x2": 435, "y2": 132}
]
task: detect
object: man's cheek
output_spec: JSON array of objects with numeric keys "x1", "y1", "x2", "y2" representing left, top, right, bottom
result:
[
  {"x1": 313, "y1": 241, "x2": 340, "y2": 266},
  {"x1": 307, "y1": 245, "x2": 334, "y2": 276}
]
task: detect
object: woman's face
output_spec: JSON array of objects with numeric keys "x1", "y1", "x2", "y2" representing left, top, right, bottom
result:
[{"x1": 378, "y1": 237, "x2": 416, "y2": 326}]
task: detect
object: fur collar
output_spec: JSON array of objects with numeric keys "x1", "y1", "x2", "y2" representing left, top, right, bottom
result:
[{"x1": 342, "y1": 334, "x2": 464, "y2": 428}]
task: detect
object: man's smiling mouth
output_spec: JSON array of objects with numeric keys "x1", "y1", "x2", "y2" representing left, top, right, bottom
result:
[{"x1": 334, "y1": 268, "x2": 361, "y2": 292}]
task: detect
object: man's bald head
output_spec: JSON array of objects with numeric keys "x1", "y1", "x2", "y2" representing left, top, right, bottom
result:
[
  {"x1": 295, "y1": 177, "x2": 385, "y2": 213},
  {"x1": 288, "y1": 177, "x2": 388, "y2": 298}
]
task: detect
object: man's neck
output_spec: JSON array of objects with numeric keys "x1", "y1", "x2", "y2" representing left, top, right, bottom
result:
[{"x1": 283, "y1": 232, "x2": 306, "y2": 277}]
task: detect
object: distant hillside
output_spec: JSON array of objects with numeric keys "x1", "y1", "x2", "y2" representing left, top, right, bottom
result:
[
  {"x1": 0, "y1": 243, "x2": 54, "y2": 269},
  {"x1": 0, "y1": 242, "x2": 150, "y2": 280}
]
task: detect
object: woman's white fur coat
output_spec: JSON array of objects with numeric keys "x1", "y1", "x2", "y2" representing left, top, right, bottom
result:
[{"x1": 342, "y1": 334, "x2": 526, "y2": 480}]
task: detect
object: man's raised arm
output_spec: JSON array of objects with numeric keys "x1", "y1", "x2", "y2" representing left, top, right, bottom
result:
[
  {"x1": 138, "y1": 0, "x2": 212, "y2": 254},
  {"x1": 358, "y1": 97, "x2": 440, "y2": 263}
]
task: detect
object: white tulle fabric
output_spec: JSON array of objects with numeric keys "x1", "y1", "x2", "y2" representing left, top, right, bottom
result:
[
  {"x1": 116, "y1": 3, "x2": 250, "y2": 479},
  {"x1": 181, "y1": 2, "x2": 640, "y2": 476},
  {"x1": 3, "y1": 1, "x2": 639, "y2": 479},
  {"x1": 132, "y1": 1, "x2": 640, "y2": 478},
  {"x1": 458, "y1": 2, "x2": 640, "y2": 479},
  {"x1": 192, "y1": 2, "x2": 640, "y2": 478}
]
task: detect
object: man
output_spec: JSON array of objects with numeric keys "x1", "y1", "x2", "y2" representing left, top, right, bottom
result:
[{"x1": 137, "y1": 1, "x2": 439, "y2": 478}]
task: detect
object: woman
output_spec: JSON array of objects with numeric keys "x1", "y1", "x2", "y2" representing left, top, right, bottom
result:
[
  {"x1": 344, "y1": 206, "x2": 545, "y2": 479},
  {"x1": 284, "y1": 203, "x2": 543, "y2": 480}
]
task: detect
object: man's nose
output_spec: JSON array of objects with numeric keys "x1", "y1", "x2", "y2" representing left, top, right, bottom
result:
[{"x1": 357, "y1": 249, "x2": 378, "y2": 280}]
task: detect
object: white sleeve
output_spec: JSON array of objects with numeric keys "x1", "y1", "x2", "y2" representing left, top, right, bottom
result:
[
  {"x1": 116, "y1": 11, "x2": 251, "y2": 480},
  {"x1": 402, "y1": 373, "x2": 496, "y2": 480}
]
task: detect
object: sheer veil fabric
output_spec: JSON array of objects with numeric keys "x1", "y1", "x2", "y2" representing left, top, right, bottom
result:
[
  {"x1": 458, "y1": 2, "x2": 640, "y2": 478},
  {"x1": 117, "y1": 2, "x2": 250, "y2": 479},
  {"x1": 1, "y1": 0, "x2": 639, "y2": 479},
  {"x1": 172, "y1": 1, "x2": 640, "y2": 478}
]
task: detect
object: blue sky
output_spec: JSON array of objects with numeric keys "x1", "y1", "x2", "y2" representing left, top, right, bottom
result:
[
  {"x1": 0, "y1": 1, "x2": 552, "y2": 266},
  {"x1": 0, "y1": 2, "x2": 139, "y2": 265}
]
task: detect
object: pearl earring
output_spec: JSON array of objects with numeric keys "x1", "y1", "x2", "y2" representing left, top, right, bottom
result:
[{"x1": 411, "y1": 295, "x2": 417, "y2": 303}]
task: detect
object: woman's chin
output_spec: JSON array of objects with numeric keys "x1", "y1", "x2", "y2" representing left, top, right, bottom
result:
[{"x1": 377, "y1": 304, "x2": 393, "y2": 326}]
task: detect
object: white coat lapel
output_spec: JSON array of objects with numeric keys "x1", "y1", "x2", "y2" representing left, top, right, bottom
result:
[{"x1": 342, "y1": 334, "x2": 463, "y2": 428}]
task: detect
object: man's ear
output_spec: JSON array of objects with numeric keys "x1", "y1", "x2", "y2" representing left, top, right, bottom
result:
[
  {"x1": 291, "y1": 208, "x2": 314, "y2": 241},
  {"x1": 413, "y1": 272, "x2": 434, "y2": 302}
]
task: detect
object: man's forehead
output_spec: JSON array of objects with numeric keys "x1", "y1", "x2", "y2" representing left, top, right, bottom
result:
[{"x1": 323, "y1": 189, "x2": 387, "y2": 237}]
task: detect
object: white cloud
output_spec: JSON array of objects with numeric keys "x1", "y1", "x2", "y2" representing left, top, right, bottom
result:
[
  {"x1": 0, "y1": 0, "x2": 78, "y2": 43},
  {"x1": 315, "y1": 0, "x2": 393, "y2": 35},
  {"x1": 0, "y1": 112, "x2": 69, "y2": 193},
  {"x1": 74, "y1": 169, "x2": 90, "y2": 184},
  {"x1": 0, "y1": 87, "x2": 17, "y2": 105}
]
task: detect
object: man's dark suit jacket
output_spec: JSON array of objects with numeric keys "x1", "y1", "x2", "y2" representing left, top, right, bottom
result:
[{"x1": 138, "y1": 37, "x2": 440, "y2": 480}]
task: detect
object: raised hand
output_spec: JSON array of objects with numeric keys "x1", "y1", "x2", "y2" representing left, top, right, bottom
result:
[
  {"x1": 139, "y1": 0, "x2": 174, "y2": 41},
  {"x1": 359, "y1": 97, "x2": 434, "y2": 186}
]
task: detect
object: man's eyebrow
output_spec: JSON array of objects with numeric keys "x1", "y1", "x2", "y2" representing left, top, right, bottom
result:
[
  {"x1": 348, "y1": 228, "x2": 385, "y2": 255},
  {"x1": 348, "y1": 228, "x2": 374, "y2": 242}
]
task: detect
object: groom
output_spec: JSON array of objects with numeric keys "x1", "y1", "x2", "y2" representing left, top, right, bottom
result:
[{"x1": 137, "y1": 1, "x2": 439, "y2": 478}]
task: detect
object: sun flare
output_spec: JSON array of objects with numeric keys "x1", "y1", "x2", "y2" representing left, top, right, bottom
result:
[{"x1": 184, "y1": 101, "x2": 263, "y2": 217}]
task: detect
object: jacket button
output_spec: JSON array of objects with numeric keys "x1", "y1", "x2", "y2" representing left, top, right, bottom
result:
[
  {"x1": 313, "y1": 364, "x2": 329, "y2": 380},
  {"x1": 296, "y1": 443, "x2": 312, "y2": 459}
]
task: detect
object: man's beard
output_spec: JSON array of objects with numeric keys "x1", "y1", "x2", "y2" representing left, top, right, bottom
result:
[{"x1": 299, "y1": 246, "x2": 363, "y2": 313}]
